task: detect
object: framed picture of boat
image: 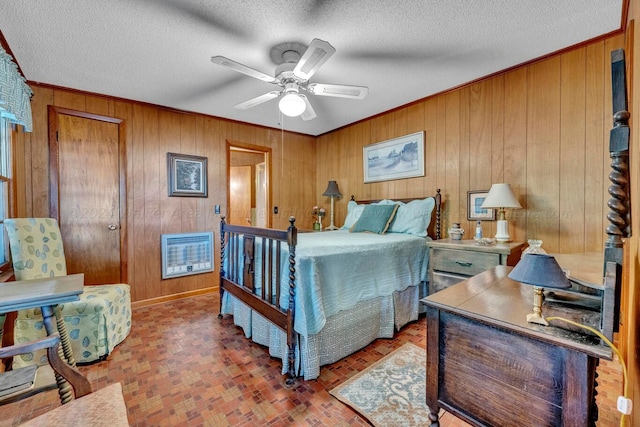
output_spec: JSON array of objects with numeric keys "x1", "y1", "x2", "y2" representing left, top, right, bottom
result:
[{"x1": 363, "y1": 131, "x2": 425, "y2": 183}]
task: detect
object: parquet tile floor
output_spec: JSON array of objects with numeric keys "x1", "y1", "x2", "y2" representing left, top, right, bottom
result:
[{"x1": 1, "y1": 292, "x2": 623, "y2": 426}]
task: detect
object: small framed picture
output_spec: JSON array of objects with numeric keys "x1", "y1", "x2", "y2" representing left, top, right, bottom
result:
[
  {"x1": 467, "y1": 190, "x2": 495, "y2": 221},
  {"x1": 167, "y1": 152, "x2": 208, "y2": 197}
]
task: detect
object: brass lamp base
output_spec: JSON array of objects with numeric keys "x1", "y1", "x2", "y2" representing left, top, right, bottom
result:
[
  {"x1": 526, "y1": 286, "x2": 549, "y2": 326},
  {"x1": 526, "y1": 312, "x2": 550, "y2": 326}
]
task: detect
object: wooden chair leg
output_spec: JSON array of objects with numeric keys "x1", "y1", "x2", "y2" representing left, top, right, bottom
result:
[
  {"x1": 1, "y1": 311, "x2": 16, "y2": 372},
  {"x1": 41, "y1": 306, "x2": 76, "y2": 404},
  {"x1": 47, "y1": 344, "x2": 92, "y2": 399}
]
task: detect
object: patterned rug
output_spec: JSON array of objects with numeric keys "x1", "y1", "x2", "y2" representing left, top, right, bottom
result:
[{"x1": 329, "y1": 343, "x2": 430, "y2": 426}]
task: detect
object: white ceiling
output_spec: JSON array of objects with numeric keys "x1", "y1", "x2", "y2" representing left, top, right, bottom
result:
[{"x1": 1, "y1": 1, "x2": 623, "y2": 136}]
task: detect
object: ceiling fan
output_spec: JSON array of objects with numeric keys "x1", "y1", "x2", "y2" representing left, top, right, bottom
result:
[{"x1": 211, "y1": 38, "x2": 369, "y2": 121}]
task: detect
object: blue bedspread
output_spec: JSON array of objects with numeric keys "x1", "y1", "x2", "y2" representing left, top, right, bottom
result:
[{"x1": 224, "y1": 229, "x2": 429, "y2": 338}]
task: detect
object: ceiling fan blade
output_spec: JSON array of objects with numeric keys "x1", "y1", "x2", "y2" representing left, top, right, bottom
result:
[
  {"x1": 293, "y1": 39, "x2": 336, "y2": 81},
  {"x1": 211, "y1": 56, "x2": 277, "y2": 84},
  {"x1": 153, "y1": 0, "x2": 250, "y2": 40},
  {"x1": 300, "y1": 95, "x2": 317, "y2": 121},
  {"x1": 307, "y1": 83, "x2": 368, "y2": 99},
  {"x1": 234, "y1": 91, "x2": 280, "y2": 110}
]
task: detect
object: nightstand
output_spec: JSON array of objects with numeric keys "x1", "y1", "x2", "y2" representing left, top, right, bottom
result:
[{"x1": 426, "y1": 239, "x2": 524, "y2": 294}]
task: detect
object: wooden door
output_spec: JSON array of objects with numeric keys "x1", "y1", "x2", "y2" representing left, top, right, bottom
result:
[
  {"x1": 49, "y1": 107, "x2": 126, "y2": 285},
  {"x1": 227, "y1": 142, "x2": 272, "y2": 228},
  {"x1": 229, "y1": 166, "x2": 252, "y2": 226}
]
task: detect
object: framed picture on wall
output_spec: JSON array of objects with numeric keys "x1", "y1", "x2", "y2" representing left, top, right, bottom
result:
[
  {"x1": 467, "y1": 190, "x2": 495, "y2": 220},
  {"x1": 167, "y1": 152, "x2": 208, "y2": 197},
  {"x1": 363, "y1": 131, "x2": 425, "y2": 183}
]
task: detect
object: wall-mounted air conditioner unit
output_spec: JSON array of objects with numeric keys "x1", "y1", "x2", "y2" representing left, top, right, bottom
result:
[{"x1": 161, "y1": 232, "x2": 214, "y2": 279}]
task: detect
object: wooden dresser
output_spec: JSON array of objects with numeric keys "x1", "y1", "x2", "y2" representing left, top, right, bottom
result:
[
  {"x1": 426, "y1": 239, "x2": 524, "y2": 294},
  {"x1": 421, "y1": 266, "x2": 612, "y2": 427}
]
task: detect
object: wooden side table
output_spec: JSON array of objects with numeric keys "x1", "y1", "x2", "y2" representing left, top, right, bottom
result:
[
  {"x1": 426, "y1": 239, "x2": 524, "y2": 294},
  {"x1": 421, "y1": 266, "x2": 611, "y2": 427}
]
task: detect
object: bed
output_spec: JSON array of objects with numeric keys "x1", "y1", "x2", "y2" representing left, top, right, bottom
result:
[{"x1": 218, "y1": 190, "x2": 442, "y2": 384}]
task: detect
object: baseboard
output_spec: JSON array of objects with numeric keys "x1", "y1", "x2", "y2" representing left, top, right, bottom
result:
[{"x1": 131, "y1": 287, "x2": 218, "y2": 309}]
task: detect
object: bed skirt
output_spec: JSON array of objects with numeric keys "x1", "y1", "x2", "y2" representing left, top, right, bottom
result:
[{"x1": 221, "y1": 282, "x2": 427, "y2": 380}]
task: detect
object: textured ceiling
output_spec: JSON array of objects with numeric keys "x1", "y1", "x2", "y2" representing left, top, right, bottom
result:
[{"x1": 1, "y1": 1, "x2": 623, "y2": 136}]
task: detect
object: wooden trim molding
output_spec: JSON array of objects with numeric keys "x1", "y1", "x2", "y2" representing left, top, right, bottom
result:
[
  {"x1": 131, "y1": 287, "x2": 217, "y2": 309},
  {"x1": 227, "y1": 140, "x2": 273, "y2": 229}
]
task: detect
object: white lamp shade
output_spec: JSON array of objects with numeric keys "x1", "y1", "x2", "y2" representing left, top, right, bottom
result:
[
  {"x1": 279, "y1": 93, "x2": 306, "y2": 117},
  {"x1": 481, "y1": 183, "x2": 522, "y2": 209}
]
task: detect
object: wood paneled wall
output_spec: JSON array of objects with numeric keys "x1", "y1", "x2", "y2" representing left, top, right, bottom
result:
[
  {"x1": 316, "y1": 34, "x2": 624, "y2": 255},
  {"x1": 14, "y1": 87, "x2": 316, "y2": 303},
  {"x1": 10, "y1": 33, "x2": 627, "y2": 306}
]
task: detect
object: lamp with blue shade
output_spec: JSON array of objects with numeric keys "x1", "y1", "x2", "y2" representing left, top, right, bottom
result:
[{"x1": 508, "y1": 253, "x2": 571, "y2": 326}]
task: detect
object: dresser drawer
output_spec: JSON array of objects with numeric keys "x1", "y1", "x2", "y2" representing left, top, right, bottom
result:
[
  {"x1": 430, "y1": 248, "x2": 500, "y2": 276},
  {"x1": 430, "y1": 272, "x2": 467, "y2": 294}
]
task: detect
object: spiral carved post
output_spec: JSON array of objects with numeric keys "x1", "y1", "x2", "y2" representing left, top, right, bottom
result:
[
  {"x1": 603, "y1": 109, "x2": 628, "y2": 348},
  {"x1": 605, "y1": 47, "x2": 630, "y2": 285},
  {"x1": 606, "y1": 109, "x2": 631, "y2": 254},
  {"x1": 598, "y1": 48, "x2": 630, "y2": 426},
  {"x1": 54, "y1": 306, "x2": 76, "y2": 366},
  {"x1": 591, "y1": 369, "x2": 600, "y2": 427},
  {"x1": 604, "y1": 49, "x2": 630, "y2": 295},
  {"x1": 41, "y1": 305, "x2": 75, "y2": 404},
  {"x1": 218, "y1": 216, "x2": 227, "y2": 319},
  {"x1": 606, "y1": 49, "x2": 631, "y2": 261},
  {"x1": 606, "y1": 50, "x2": 631, "y2": 250},
  {"x1": 285, "y1": 216, "x2": 298, "y2": 387},
  {"x1": 434, "y1": 189, "x2": 442, "y2": 240}
]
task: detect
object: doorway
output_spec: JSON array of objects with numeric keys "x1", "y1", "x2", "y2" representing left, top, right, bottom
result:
[
  {"x1": 48, "y1": 106, "x2": 127, "y2": 284},
  {"x1": 227, "y1": 142, "x2": 271, "y2": 228}
]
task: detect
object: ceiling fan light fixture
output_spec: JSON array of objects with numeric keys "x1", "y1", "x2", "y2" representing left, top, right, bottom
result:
[
  {"x1": 213, "y1": 38, "x2": 367, "y2": 122},
  {"x1": 279, "y1": 92, "x2": 306, "y2": 117}
]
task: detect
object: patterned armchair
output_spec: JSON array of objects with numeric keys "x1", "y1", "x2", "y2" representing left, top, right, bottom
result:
[{"x1": 4, "y1": 218, "x2": 131, "y2": 366}]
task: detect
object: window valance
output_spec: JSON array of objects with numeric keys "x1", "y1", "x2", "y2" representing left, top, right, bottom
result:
[{"x1": 0, "y1": 46, "x2": 32, "y2": 132}]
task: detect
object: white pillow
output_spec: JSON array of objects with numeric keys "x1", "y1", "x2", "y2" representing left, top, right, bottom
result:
[
  {"x1": 373, "y1": 199, "x2": 395, "y2": 205},
  {"x1": 341, "y1": 201, "x2": 365, "y2": 229},
  {"x1": 387, "y1": 197, "x2": 436, "y2": 237}
]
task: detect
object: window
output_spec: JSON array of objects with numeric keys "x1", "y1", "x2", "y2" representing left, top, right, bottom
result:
[{"x1": 0, "y1": 114, "x2": 12, "y2": 271}]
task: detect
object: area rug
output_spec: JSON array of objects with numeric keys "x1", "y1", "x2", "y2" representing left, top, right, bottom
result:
[{"x1": 329, "y1": 343, "x2": 430, "y2": 426}]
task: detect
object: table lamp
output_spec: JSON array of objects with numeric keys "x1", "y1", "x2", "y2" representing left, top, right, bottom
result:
[
  {"x1": 322, "y1": 180, "x2": 342, "y2": 230},
  {"x1": 508, "y1": 253, "x2": 571, "y2": 326},
  {"x1": 481, "y1": 183, "x2": 521, "y2": 242}
]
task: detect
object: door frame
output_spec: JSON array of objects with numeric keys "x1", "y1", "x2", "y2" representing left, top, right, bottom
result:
[
  {"x1": 48, "y1": 105, "x2": 128, "y2": 283},
  {"x1": 226, "y1": 140, "x2": 272, "y2": 228}
]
